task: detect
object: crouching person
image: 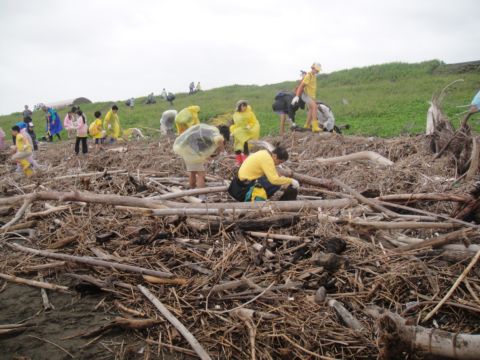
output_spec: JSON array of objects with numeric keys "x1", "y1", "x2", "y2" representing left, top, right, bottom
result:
[
  {"x1": 173, "y1": 124, "x2": 225, "y2": 189},
  {"x1": 228, "y1": 145, "x2": 299, "y2": 202},
  {"x1": 11, "y1": 125, "x2": 33, "y2": 177}
]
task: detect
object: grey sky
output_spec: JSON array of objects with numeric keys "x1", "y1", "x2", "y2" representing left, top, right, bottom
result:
[{"x1": 0, "y1": 0, "x2": 477, "y2": 115}]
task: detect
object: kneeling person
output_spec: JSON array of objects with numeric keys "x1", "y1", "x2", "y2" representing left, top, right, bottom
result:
[
  {"x1": 228, "y1": 146, "x2": 299, "y2": 202},
  {"x1": 173, "y1": 124, "x2": 225, "y2": 189}
]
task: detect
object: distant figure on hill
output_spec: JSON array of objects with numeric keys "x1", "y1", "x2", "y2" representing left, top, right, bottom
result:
[
  {"x1": 160, "y1": 109, "x2": 178, "y2": 135},
  {"x1": 195, "y1": 82, "x2": 202, "y2": 92},
  {"x1": 166, "y1": 92, "x2": 175, "y2": 106},
  {"x1": 125, "y1": 97, "x2": 135, "y2": 109},
  {"x1": 462, "y1": 90, "x2": 480, "y2": 126},
  {"x1": 22, "y1": 105, "x2": 33, "y2": 124},
  {"x1": 292, "y1": 62, "x2": 322, "y2": 132},
  {"x1": 42, "y1": 105, "x2": 62, "y2": 142},
  {"x1": 145, "y1": 92, "x2": 156, "y2": 104},
  {"x1": 189, "y1": 82, "x2": 195, "y2": 94},
  {"x1": 272, "y1": 91, "x2": 305, "y2": 135},
  {"x1": 161, "y1": 88, "x2": 167, "y2": 100}
]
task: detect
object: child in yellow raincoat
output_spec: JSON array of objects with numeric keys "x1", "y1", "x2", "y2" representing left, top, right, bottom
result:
[
  {"x1": 89, "y1": 111, "x2": 105, "y2": 150},
  {"x1": 230, "y1": 100, "x2": 260, "y2": 165},
  {"x1": 104, "y1": 105, "x2": 121, "y2": 143},
  {"x1": 11, "y1": 125, "x2": 33, "y2": 177},
  {"x1": 175, "y1": 106, "x2": 200, "y2": 134}
]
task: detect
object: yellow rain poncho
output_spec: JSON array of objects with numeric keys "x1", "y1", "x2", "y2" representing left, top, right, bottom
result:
[
  {"x1": 173, "y1": 124, "x2": 223, "y2": 168},
  {"x1": 14, "y1": 133, "x2": 33, "y2": 177},
  {"x1": 89, "y1": 118, "x2": 105, "y2": 139},
  {"x1": 104, "y1": 110, "x2": 121, "y2": 139},
  {"x1": 175, "y1": 106, "x2": 200, "y2": 134},
  {"x1": 230, "y1": 105, "x2": 260, "y2": 152}
]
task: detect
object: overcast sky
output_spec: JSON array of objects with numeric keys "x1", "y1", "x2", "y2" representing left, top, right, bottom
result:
[{"x1": 0, "y1": 0, "x2": 477, "y2": 115}]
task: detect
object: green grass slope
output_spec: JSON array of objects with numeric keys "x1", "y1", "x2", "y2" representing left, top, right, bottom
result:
[{"x1": 1, "y1": 60, "x2": 479, "y2": 139}]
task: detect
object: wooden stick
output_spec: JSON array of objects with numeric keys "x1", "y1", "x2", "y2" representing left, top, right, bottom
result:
[
  {"x1": 149, "y1": 186, "x2": 228, "y2": 200},
  {"x1": 367, "y1": 306, "x2": 480, "y2": 360},
  {"x1": 423, "y1": 249, "x2": 480, "y2": 322},
  {"x1": 138, "y1": 285, "x2": 212, "y2": 360},
  {"x1": 38, "y1": 274, "x2": 54, "y2": 310},
  {"x1": 377, "y1": 193, "x2": 470, "y2": 203},
  {"x1": 466, "y1": 136, "x2": 480, "y2": 180},
  {"x1": 378, "y1": 200, "x2": 480, "y2": 230},
  {"x1": 333, "y1": 178, "x2": 398, "y2": 218},
  {"x1": 0, "y1": 220, "x2": 37, "y2": 233},
  {"x1": 316, "y1": 151, "x2": 394, "y2": 166},
  {"x1": 327, "y1": 299, "x2": 364, "y2": 331},
  {"x1": 246, "y1": 231, "x2": 304, "y2": 242},
  {"x1": 278, "y1": 167, "x2": 335, "y2": 190},
  {"x1": 395, "y1": 228, "x2": 474, "y2": 252},
  {"x1": 9, "y1": 243, "x2": 173, "y2": 278},
  {"x1": 1, "y1": 199, "x2": 31, "y2": 229},
  {"x1": 0, "y1": 273, "x2": 69, "y2": 293},
  {"x1": 25, "y1": 205, "x2": 71, "y2": 220},
  {"x1": 350, "y1": 219, "x2": 460, "y2": 230}
]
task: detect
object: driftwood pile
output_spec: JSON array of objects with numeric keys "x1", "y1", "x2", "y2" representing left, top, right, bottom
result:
[{"x1": 1, "y1": 130, "x2": 480, "y2": 359}]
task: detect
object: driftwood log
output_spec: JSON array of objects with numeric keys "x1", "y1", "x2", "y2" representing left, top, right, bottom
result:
[{"x1": 367, "y1": 306, "x2": 480, "y2": 360}]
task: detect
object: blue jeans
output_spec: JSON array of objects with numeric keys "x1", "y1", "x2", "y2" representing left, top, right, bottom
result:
[{"x1": 256, "y1": 176, "x2": 280, "y2": 197}]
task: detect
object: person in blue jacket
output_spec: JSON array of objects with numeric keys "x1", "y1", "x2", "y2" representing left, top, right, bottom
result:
[{"x1": 42, "y1": 106, "x2": 63, "y2": 142}]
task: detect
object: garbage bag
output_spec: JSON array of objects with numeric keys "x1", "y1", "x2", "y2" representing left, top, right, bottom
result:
[{"x1": 173, "y1": 124, "x2": 223, "y2": 165}]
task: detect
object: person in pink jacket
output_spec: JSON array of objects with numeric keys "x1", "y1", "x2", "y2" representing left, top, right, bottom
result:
[
  {"x1": 64, "y1": 108, "x2": 76, "y2": 139},
  {"x1": 75, "y1": 110, "x2": 88, "y2": 155}
]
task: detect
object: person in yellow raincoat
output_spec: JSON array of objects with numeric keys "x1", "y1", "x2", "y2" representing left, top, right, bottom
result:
[
  {"x1": 104, "y1": 105, "x2": 121, "y2": 143},
  {"x1": 175, "y1": 106, "x2": 200, "y2": 134},
  {"x1": 89, "y1": 111, "x2": 106, "y2": 150},
  {"x1": 230, "y1": 100, "x2": 260, "y2": 165},
  {"x1": 11, "y1": 125, "x2": 33, "y2": 177},
  {"x1": 173, "y1": 124, "x2": 226, "y2": 191},
  {"x1": 292, "y1": 62, "x2": 322, "y2": 132}
]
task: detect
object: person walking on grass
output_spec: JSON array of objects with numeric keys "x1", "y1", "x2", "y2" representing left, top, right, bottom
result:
[
  {"x1": 291, "y1": 62, "x2": 322, "y2": 132},
  {"x1": 230, "y1": 100, "x2": 260, "y2": 165},
  {"x1": 228, "y1": 144, "x2": 299, "y2": 202},
  {"x1": 74, "y1": 110, "x2": 88, "y2": 155}
]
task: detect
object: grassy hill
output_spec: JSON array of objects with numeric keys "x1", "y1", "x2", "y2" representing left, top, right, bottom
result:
[{"x1": 1, "y1": 60, "x2": 479, "y2": 139}]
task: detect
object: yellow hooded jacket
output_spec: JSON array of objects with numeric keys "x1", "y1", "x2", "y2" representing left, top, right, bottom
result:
[
  {"x1": 230, "y1": 105, "x2": 260, "y2": 152},
  {"x1": 175, "y1": 106, "x2": 201, "y2": 134},
  {"x1": 104, "y1": 110, "x2": 121, "y2": 139}
]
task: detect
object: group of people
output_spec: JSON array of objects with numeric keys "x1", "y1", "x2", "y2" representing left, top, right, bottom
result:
[
  {"x1": 170, "y1": 79, "x2": 304, "y2": 202},
  {"x1": 189, "y1": 82, "x2": 202, "y2": 94}
]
